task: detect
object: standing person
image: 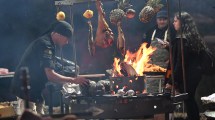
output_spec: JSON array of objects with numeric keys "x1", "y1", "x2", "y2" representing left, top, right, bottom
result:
[
  {"x1": 11, "y1": 20, "x2": 89, "y2": 114},
  {"x1": 143, "y1": 10, "x2": 173, "y2": 68},
  {"x1": 166, "y1": 12, "x2": 213, "y2": 120}
]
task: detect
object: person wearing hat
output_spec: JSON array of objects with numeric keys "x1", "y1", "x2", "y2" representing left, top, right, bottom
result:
[
  {"x1": 143, "y1": 10, "x2": 169, "y2": 47},
  {"x1": 11, "y1": 21, "x2": 89, "y2": 114},
  {"x1": 142, "y1": 10, "x2": 175, "y2": 68}
]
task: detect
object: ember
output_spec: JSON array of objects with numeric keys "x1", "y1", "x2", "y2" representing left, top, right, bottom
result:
[{"x1": 112, "y1": 43, "x2": 166, "y2": 77}]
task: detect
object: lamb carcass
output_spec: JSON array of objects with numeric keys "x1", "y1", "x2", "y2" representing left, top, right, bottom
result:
[{"x1": 95, "y1": 0, "x2": 114, "y2": 48}]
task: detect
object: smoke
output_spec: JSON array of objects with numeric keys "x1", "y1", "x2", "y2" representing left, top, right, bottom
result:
[{"x1": 0, "y1": 0, "x2": 56, "y2": 70}]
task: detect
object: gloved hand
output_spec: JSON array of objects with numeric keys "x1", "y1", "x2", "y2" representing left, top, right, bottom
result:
[{"x1": 73, "y1": 77, "x2": 90, "y2": 87}]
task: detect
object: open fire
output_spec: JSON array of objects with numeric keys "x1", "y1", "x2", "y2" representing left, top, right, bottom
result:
[{"x1": 112, "y1": 43, "x2": 166, "y2": 77}]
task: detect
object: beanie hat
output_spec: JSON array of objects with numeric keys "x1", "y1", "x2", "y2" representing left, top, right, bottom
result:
[
  {"x1": 53, "y1": 21, "x2": 73, "y2": 39},
  {"x1": 156, "y1": 10, "x2": 167, "y2": 18}
]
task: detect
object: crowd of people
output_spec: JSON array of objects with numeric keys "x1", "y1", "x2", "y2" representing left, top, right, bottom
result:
[{"x1": 144, "y1": 10, "x2": 215, "y2": 120}]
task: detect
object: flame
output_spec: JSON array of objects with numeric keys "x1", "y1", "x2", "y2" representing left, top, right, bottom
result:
[
  {"x1": 113, "y1": 58, "x2": 122, "y2": 76},
  {"x1": 113, "y1": 42, "x2": 166, "y2": 76}
]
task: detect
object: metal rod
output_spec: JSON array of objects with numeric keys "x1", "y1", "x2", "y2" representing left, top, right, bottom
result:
[
  {"x1": 69, "y1": 5, "x2": 78, "y2": 77},
  {"x1": 166, "y1": 0, "x2": 175, "y2": 96},
  {"x1": 178, "y1": 0, "x2": 186, "y2": 93},
  {"x1": 20, "y1": 67, "x2": 30, "y2": 109},
  {"x1": 60, "y1": 47, "x2": 64, "y2": 71},
  {"x1": 55, "y1": 0, "x2": 116, "y2": 5}
]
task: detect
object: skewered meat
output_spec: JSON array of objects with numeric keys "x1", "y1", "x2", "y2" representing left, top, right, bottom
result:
[
  {"x1": 87, "y1": 21, "x2": 95, "y2": 56},
  {"x1": 109, "y1": 8, "x2": 125, "y2": 56},
  {"x1": 109, "y1": 9, "x2": 125, "y2": 25},
  {"x1": 117, "y1": 0, "x2": 135, "y2": 19},
  {"x1": 83, "y1": 10, "x2": 94, "y2": 19},
  {"x1": 139, "y1": 0, "x2": 163, "y2": 23},
  {"x1": 95, "y1": 0, "x2": 114, "y2": 48},
  {"x1": 118, "y1": 0, "x2": 133, "y2": 10},
  {"x1": 125, "y1": 9, "x2": 136, "y2": 19},
  {"x1": 117, "y1": 22, "x2": 126, "y2": 56}
]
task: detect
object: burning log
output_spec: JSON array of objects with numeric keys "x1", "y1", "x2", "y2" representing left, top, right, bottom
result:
[
  {"x1": 120, "y1": 62, "x2": 137, "y2": 77},
  {"x1": 112, "y1": 43, "x2": 166, "y2": 77},
  {"x1": 144, "y1": 64, "x2": 167, "y2": 72},
  {"x1": 95, "y1": 0, "x2": 114, "y2": 48}
]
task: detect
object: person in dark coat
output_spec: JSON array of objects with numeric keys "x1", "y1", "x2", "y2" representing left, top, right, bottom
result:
[
  {"x1": 11, "y1": 21, "x2": 89, "y2": 114},
  {"x1": 166, "y1": 11, "x2": 214, "y2": 120}
]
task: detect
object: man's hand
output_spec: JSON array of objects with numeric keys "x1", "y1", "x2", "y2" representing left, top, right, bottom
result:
[
  {"x1": 73, "y1": 77, "x2": 89, "y2": 86},
  {"x1": 156, "y1": 38, "x2": 165, "y2": 45},
  {"x1": 162, "y1": 41, "x2": 169, "y2": 48},
  {"x1": 164, "y1": 41, "x2": 169, "y2": 45},
  {"x1": 165, "y1": 83, "x2": 180, "y2": 95},
  {"x1": 156, "y1": 38, "x2": 169, "y2": 48},
  {"x1": 165, "y1": 83, "x2": 172, "y2": 89}
]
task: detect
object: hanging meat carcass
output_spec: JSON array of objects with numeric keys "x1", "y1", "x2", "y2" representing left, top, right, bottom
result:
[
  {"x1": 109, "y1": 8, "x2": 126, "y2": 56},
  {"x1": 95, "y1": 0, "x2": 114, "y2": 48}
]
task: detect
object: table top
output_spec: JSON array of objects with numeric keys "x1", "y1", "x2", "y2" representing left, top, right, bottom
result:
[{"x1": 0, "y1": 72, "x2": 14, "y2": 79}]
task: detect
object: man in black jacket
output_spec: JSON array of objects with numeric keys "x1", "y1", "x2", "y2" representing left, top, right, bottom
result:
[{"x1": 11, "y1": 21, "x2": 89, "y2": 114}]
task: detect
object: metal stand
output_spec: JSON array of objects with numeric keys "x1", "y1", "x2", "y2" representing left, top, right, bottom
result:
[
  {"x1": 178, "y1": 0, "x2": 186, "y2": 93},
  {"x1": 47, "y1": 84, "x2": 53, "y2": 115},
  {"x1": 55, "y1": 0, "x2": 116, "y2": 5},
  {"x1": 54, "y1": 0, "x2": 117, "y2": 115},
  {"x1": 166, "y1": 0, "x2": 188, "y2": 119},
  {"x1": 54, "y1": 0, "x2": 116, "y2": 77},
  {"x1": 166, "y1": 0, "x2": 175, "y2": 96}
]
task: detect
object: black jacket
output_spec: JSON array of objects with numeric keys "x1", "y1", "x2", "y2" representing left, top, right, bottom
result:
[
  {"x1": 171, "y1": 36, "x2": 202, "y2": 93},
  {"x1": 11, "y1": 34, "x2": 55, "y2": 102},
  {"x1": 143, "y1": 25, "x2": 168, "y2": 47}
]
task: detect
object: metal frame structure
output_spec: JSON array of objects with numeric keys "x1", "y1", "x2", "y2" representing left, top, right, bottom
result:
[
  {"x1": 178, "y1": 0, "x2": 186, "y2": 93},
  {"x1": 166, "y1": 0, "x2": 186, "y2": 95},
  {"x1": 54, "y1": 0, "x2": 116, "y2": 77},
  {"x1": 55, "y1": 0, "x2": 115, "y2": 5},
  {"x1": 165, "y1": 0, "x2": 175, "y2": 96},
  {"x1": 52, "y1": 1, "x2": 188, "y2": 119},
  {"x1": 55, "y1": 0, "x2": 186, "y2": 93},
  {"x1": 166, "y1": 1, "x2": 187, "y2": 119}
]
